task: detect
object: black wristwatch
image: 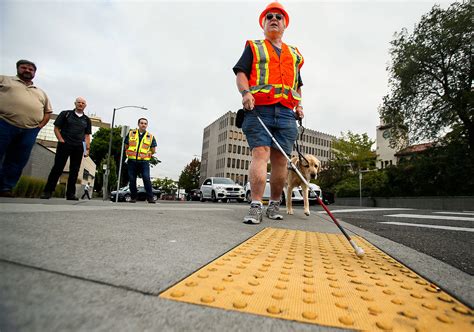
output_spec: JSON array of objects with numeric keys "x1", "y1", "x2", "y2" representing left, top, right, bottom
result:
[{"x1": 241, "y1": 89, "x2": 251, "y2": 97}]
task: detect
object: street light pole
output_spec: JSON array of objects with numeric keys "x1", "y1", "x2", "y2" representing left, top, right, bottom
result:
[{"x1": 103, "y1": 105, "x2": 147, "y2": 200}]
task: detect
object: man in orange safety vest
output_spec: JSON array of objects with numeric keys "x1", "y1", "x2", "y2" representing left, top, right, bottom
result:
[{"x1": 233, "y1": 2, "x2": 304, "y2": 224}]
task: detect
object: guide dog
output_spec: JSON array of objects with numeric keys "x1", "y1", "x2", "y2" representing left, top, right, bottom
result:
[{"x1": 286, "y1": 154, "x2": 321, "y2": 216}]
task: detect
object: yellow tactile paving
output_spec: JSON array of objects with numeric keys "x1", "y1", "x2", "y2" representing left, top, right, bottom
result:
[{"x1": 160, "y1": 228, "x2": 473, "y2": 331}]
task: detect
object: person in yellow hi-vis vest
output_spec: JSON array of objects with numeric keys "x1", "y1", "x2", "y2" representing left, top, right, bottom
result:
[{"x1": 124, "y1": 118, "x2": 157, "y2": 203}]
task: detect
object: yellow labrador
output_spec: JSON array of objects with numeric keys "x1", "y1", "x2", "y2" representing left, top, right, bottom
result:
[{"x1": 286, "y1": 154, "x2": 321, "y2": 216}]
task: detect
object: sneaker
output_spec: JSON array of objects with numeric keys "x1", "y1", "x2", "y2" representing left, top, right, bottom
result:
[
  {"x1": 40, "y1": 192, "x2": 51, "y2": 199},
  {"x1": 147, "y1": 199, "x2": 156, "y2": 204},
  {"x1": 129, "y1": 198, "x2": 137, "y2": 203},
  {"x1": 266, "y1": 201, "x2": 283, "y2": 220},
  {"x1": 243, "y1": 203, "x2": 263, "y2": 224}
]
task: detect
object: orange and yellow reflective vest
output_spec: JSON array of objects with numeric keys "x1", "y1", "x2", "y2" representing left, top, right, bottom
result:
[
  {"x1": 125, "y1": 129, "x2": 154, "y2": 161},
  {"x1": 246, "y1": 39, "x2": 304, "y2": 110}
]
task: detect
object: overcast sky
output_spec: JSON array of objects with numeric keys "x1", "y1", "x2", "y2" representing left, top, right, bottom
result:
[{"x1": 1, "y1": 0, "x2": 452, "y2": 180}]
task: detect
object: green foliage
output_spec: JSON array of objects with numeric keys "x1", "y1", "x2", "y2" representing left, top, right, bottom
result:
[
  {"x1": 152, "y1": 177, "x2": 177, "y2": 194},
  {"x1": 53, "y1": 184, "x2": 66, "y2": 198},
  {"x1": 95, "y1": 156, "x2": 117, "y2": 194},
  {"x1": 178, "y1": 158, "x2": 201, "y2": 193},
  {"x1": 332, "y1": 142, "x2": 474, "y2": 197},
  {"x1": 332, "y1": 131, "x2": 376, "y2": 172},
  {"x1": 13, "y1": 176, "x2": 45, "y2": 198},
  {"x1": 334, "y1": 176, "x2": 359, "y2": 197},
  {"x1": 333, "y1": 171, "x2": 389, "y2": 198},
  {"x1": 317, "y1": 131, "x2": 376, "y2": 193},
  {"x1": 89, "y1": 126, "x2": 123, "y2": 167},
  {"x1": 379, "y1": 2, "x2": 473, "y2": 150}
]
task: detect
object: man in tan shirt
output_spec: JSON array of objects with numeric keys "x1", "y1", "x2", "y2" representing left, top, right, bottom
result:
[{"x1": 0, "y1": 60, "x2": 52, "y2": 197}]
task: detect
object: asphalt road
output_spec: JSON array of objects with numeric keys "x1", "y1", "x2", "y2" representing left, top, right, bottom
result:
[{"x1": 310, "y1": 206, "x2": 474, "y2": 275}]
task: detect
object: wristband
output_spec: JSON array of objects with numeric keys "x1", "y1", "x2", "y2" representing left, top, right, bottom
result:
[{"x1": 241, "y1": 89, "x2": 251, "y2": 97}]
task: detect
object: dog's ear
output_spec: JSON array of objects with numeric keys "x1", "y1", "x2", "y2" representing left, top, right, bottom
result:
[{"x1": 294, "y1": 158, "x2": 299, "y2": 169}]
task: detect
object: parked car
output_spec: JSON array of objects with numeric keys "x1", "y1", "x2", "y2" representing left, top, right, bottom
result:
[
  {"x1": 244, "y1": 173, "x2": 323, "y2": 205},
  {"x1": 200, "y1": 177, "x2": 245, "y2": 202},
  {"x1": 301, "y1": 183, "x2": 322, "y2": 206},
  {"x1": 110, "y1": 186, "x2": 161, "y2": 202},
  {"x1": 186, "y1": 189, "x2": 201, "y2": 201}
]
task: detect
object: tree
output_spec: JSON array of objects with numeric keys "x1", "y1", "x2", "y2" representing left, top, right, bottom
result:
[
  {"x1": 90, "y1": 127, "x2": 123, "y2": 170},
  {"x1": 331, "y1": 131, "x2": 376, "y2": 172},
  {"x1": 95, "y1": 156, "x2": 117, "y2": 194},
  {"x1": 178, "y1": 158, "x2": 201, "y2": 193},
  {"x1": 152, "y1": 177, "x2": 177, "y2": 194},
  {"x1": 379, "y1": 2, "x2": 473, "y2": 150},
  {"x1": 318, "y1": 132, "x2": 376, "y2": 192}
]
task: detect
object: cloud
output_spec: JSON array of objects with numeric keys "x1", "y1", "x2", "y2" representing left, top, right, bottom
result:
[{"x1": 1, "y1": 0, "x2": 451, "y2": 179}]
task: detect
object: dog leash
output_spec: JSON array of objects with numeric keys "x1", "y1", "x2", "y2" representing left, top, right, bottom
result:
[{"x1": 292, "y1": 117, "x2": 310, "y2": 170}]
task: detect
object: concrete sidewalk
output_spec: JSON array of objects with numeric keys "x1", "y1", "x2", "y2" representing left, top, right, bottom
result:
[{"x1": 0, "y1": 199, "x2": 472, "y2": 331}]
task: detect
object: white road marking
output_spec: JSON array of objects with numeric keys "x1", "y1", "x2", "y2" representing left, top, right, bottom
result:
[
  {"x1": 318, "y1": 208, "x2": 413, "y2": 214},
  {"x1": 378, "y1": 221, "x2": 474, "y2": 232},
  {"x1": 385, "y1": 214, "x2": 474, "y2": 222},
  {"x1": 0, "y1": 203, "x2": 231, "y2": 213},
  {"x1": 434, "y1": 212, "x2": 474, "y2": 216}
]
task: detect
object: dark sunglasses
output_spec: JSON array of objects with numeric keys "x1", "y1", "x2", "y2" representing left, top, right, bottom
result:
[{"x1": 266, "y1": 13, "x2": 283, "y2": 21}]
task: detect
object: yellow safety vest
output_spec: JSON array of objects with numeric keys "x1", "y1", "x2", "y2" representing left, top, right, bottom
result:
[{"x1": 126, "y1": 130, "x2": 153, "y2": 161}]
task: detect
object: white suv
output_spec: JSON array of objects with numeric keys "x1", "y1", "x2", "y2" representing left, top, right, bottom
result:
[{"x1": 200, "y1": 177, "x2": 245, "y2": 203}]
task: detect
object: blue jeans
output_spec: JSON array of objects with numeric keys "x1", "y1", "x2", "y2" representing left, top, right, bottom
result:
[
  {"x1": 0, "y1": 119, "x2": 40, "y2": 192},
  {"x1": 241, "y1": 104, "x2": 298, "y2": 155},
  {"x1": 127, "y1": 159, "x2": 153, "y2": 200}
]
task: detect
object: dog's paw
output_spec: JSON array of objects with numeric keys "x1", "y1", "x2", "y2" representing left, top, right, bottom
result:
[
  {"x1": 287, "y1": 209, "x2": 294, "y2": 215},
  {"x1": 304, "y1": 210, "x2": 310, "y2": 216}
]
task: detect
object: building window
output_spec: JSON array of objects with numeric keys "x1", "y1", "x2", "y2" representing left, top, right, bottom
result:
[
  {"x1": 232, "y1": 158, "x2": 236, "y2": 168},
  {"x1": 230, "y1": 117, "x2": 234, "y2": 126},
  {"x1": 238, "y1": 146, "x2": 241, "y2": 154},
  {"x1": 227, "y1": 158, "x2": 231, "y2": 167},
  {"x1": 228, "y1": 144, "x2": 232, "y2": 153},
  {"x1": 236, "y1": 159, "x2": 240, "y2": 169},
  {"x1": 246, "y1": 160, "x2": 249, "y2": 170},
  {"x1": 233, "y1": 145, "x2": 237, "y2": 153}
]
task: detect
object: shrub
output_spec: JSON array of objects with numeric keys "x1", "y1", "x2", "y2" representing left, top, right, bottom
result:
[{"x1": 13, "y1": 176, "x2": 46, "y2": 198}]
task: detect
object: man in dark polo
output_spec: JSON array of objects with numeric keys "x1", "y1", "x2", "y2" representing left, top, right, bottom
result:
[
  {"x1": 0, "y1": 59, "x2": 52, "y2": 197},
  {"x1": 41, "y1": 97, "x2": 91, "y2": 200}
]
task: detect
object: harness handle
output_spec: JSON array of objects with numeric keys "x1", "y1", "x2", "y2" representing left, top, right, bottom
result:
[{"x1": 293, "y1": 116, "x2": 310, "y2": 167}]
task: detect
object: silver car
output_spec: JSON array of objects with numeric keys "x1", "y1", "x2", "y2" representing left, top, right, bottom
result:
[
  {"x1": 200, "y1": 177, "x2": 245, "y2": 202},
  {"x1": 244, "y1": 173, "x2": 316, "y2": 204}
]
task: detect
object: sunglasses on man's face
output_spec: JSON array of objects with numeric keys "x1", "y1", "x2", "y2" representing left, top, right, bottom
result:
[{"x1": 266, "y1": 13, "x2": 283, "y2": 21}]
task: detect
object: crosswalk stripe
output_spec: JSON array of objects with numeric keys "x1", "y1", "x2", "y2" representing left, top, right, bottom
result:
[
  {"x1": 378, "y1": 221, "x2": 474, "y2": 232},
  {"x1": 434, "y1": 212, "x2": 474, "y2": 216},
  {"x1": 385, "y1": 214, "x2": 474, "y2": 222},
  {"x1": 317, "y1": 208, "x2": 413, "y2": 214}
]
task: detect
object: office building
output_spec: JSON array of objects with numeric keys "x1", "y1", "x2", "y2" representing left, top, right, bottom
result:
[{"x1": 200, "y1": 111, "x2": 336, "y2": 185}]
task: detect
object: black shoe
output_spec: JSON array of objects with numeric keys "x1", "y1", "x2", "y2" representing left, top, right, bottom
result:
[
  {"x1": 40, "y1": 192, "x2": 51, "y2": 199},
  {"x1": 66, "y1": 196, "x2": 79, "y2": 201},
  {"x1": 0, "y1": 191, "x2": 13, "y2": 197},
  {"x1": 129, "y1": 199, "x2": 137, "y2": 203},
  {"x1": 147, "y1": 199, "x2": 156, "y2": 204}
]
